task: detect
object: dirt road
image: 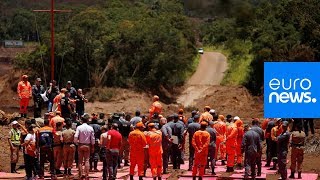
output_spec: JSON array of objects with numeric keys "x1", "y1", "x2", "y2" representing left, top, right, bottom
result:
[{"x1": 177, "y1": 52, "x2": 227, "y2": 107}]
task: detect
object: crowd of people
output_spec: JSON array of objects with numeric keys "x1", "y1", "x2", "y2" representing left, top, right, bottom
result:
[{"x1": 7, "y1": 75, "x2": 316, "y2": 180}]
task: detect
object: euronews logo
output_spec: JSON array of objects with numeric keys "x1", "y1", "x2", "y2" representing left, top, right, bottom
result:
[{"x1": 268, "y1": 78, "x2": 317, "y2": 104}]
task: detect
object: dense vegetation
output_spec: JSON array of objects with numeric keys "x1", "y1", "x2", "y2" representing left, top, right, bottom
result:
[
  {"x1": 0, "y1": 0, "x2": 196, "y2": 95},
  {"x1": 200, "y1": 0, "x2": 320, "y2": 94}
]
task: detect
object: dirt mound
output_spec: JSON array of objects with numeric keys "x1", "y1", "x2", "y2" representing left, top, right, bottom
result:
[{"x1": 192, "y1": 85, "x2": 263, "y2": 119}]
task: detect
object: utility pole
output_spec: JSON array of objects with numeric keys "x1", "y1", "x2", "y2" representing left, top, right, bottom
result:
[{"x1": 33, "y1": 0, "x2": 71, "y2": 81}]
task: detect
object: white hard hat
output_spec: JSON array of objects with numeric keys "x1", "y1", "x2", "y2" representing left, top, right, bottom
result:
[
  {"x1": 233, "y1": 116, "x2": 240, "y2": 120},
  {"x1": 209, "y1": 109, "x2": 216, "y2": 113},
  {"x1": 11, "y1": 121, "x2": 18, "y2": 125}
]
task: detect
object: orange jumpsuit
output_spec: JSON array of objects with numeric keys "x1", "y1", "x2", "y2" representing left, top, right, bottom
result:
[
  {"x1": 50, "y1": 115, "x2": 65, "y2": 129},
  {"x1": 192, "y1": 130, "x2": 210, "y2": 177},
  {"x1": 235, "y1": 120, "x2": 244, "y2": 165},
  {"x1": 128, "y1": 129, "x2": 147, "y2": 176},
  {"x1": 149, "y1": 101, "x2": 162, "y2": 118},
  {"x1": 146, "y1": 129, "x2": 162, "y2": 177},
  {"x1": 17, "y1": 81, "x2": 32, "y2": 114},
  {"x1": 199, "y1": 112, "x2": 213, "y2": 123},
  {"x1": 213, "y1": 120, "x2": 226, "y2": 160},
  {"x1": 53, "y1": 93, "x2": 64, "y2": 112},
  {"x1": 225, "y1": 123, "x2": 238, "y2": 167}
]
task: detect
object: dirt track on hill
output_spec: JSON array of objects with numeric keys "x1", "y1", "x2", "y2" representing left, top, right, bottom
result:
[{"x1": 177, "y1": 52, "x2": 228, "y2": 107}]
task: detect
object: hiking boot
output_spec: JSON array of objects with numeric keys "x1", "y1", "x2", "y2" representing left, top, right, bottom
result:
[
  {"x1": 288, "y1": 171, "x2": 295, "y2": 178},
  {"x1": 298, "y1": 171, "x2": 302, "y2": 179}
]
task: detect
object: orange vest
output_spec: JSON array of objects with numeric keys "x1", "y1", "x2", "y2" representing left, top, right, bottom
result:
[
  {"x1": 146, "y1": 130, "x2": 162, "y2": 155},
  {"x1": 17, "y1": 81, "x2": 32, "y2": 98}
]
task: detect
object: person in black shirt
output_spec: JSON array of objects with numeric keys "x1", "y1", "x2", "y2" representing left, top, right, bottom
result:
[
  {"x1": 74, "y1": 89, "x2": 88, "y2": 118},
  {"x1": 66, "y1": 81, "x2": 77, "y2": 99},
  {"x1": 60, "y1": 91, "x2": 72, "y2": 119},
  {"x1": 32, "y1": 78, "x2": 45, "y2": 118},
  {"x1": 47, "y1": 80, "x2": 59, "y2": 112},
  {"x1": 89, "y1": 118, "x2": 101, "y2": 172},
  {"x1": 119, "y1": 114, "x2": 132, "y2": 166}
]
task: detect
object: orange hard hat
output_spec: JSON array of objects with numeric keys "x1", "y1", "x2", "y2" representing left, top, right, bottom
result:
[
  {"x1": 218, "y1": 115, "x2": 225, "y2": 121},
  {"x1": 200, "y1": 121, "x2": 208, "y2": 126},
  {"x1": 136, "y1": 122, "x2": 145, "y2": 128}
]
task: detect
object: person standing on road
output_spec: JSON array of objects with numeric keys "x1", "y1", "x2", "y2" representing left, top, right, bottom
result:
[
  {"x1": 160, "y1": 118, "x2": 172, "y2": 174},
  {"x1": 206, "y1": 121, "x2": 217, "y2": 175},
  {"x1": 89, "y1": 116, "x2": 101, "y2": 172},
  {"x1": 276, "y1": 121, "x2": 290, "y2": 180},
  {"x1": 106, "y1": 123, "x2": 122, "y2": 180},
  {"x1": 289, "y1": 124, "x2": 306, "y2": 179},
  {"x1": 146, "y1": 123, "x2": 163, "y2": 180},
  {"x1": 129, "y1": 122, "x2": 147, "y2": 180},
  {"x1": 53, "y1": 122, "x2": 64, "y2": 175},
  {"x1": 234, "y1": 116, "x2": 244, "y2": 169},
  {"x1": 17, "y1": 75, "x2": 32, "y2": 118},
  {"x1": 170, "y1": 114, "x2": 185, "y2": 170},
  {"x1": 225, "y1": 117, "x2": 238, "y2": 172},
  {"x1": 264, "y1": 118, "x2": 275, "y2": 167},
  {"x1": 62, "y1": 119, "x2": 76, "y2": 176},
  {"x1": 74, "y1": 113, "x2": 95, "y2": 179},
  {"x1": 47, "y1": 80, "x2": 59, "y2": 112},
  {"x1": 187, "y1": 115, "x2": 200, "y2": 171},
  {"x1": 250, "y1": 119, "x2": 264, "y2": 177},
  {"x1": 192, "y1": 121, "x2": 210, "y2": 180},
  {"x1": 8, "y1": 121, "x2": 22, "y2": 173},
  {"x1": 32, "y1": 78, "x2": 45, "y2": 118},
  {"x1": 270, "y1": 118, "x2": 283, "y2": 170},
  {"x1": 22, "y1": 126, "x2": 37, "y2": 180},
  {"x1": 100, "y1": 126, "x2": 109, "y2": 180},
  {"x1": 119, "y1": 114, "x2": 131, "y2": 167},
  {"x1": 242, "y1": 124, "x2": 261, "y2": 179},
  {"x1": 213, "y1": 114, "x2": 226, "y2": 165}
]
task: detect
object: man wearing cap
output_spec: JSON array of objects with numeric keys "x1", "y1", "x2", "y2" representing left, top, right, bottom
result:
[
  {"x1": 270, "y1": 118, "x2": 283, "y2": 170},
  {"x1": 32, "y1": 78, "x2": 45, "y2": 118},
  {"x1": 199, "y1": 106, "x2": 213, "y2": 123},
  {"x1": 289, "y1": 124, "x2": 305, "y2": 179},
  {"x1": 160, "y1": 117, "x2": 172, "y2": 174},
  {"x1": 169, "y1": 114, "x2": 185, "y2": 169},
  {"x1": 129, "y1": 122, "x2": 147, "y2": 180},
  {"x1": 225, "y1": 117, "x2": 238, "y2": 172},
  {"x1": 130, "y1": 110, "x2": 142, "y2": 127},
  {"x1": 145, "y1": 123, "x2": 163, "y2": 180},
  {"x1": 74, "y1": 113, "x2": 95, "y2": 179},
  {"x1": 213, "y1": 115, "x2": 226, "y2": 165},
  {"x1": 242, "y1": 123, "x2": 261, "y2": 179},
  {"x1": 192, "y1": 121, "x2": 210, "y2": 180},
  {"x1": 206, "y1": 121, "x2": 217, "y2": 175},
  {"x1": 17, "y1": 75, "x2": 32, "y2": 118},
  {"x1": 8, "y1": 121, "x2": 21, "y2": 173},
  {"x1": 187, "y1": 115, "x2": 200, "y2": 171},
  {"x1": 234, "y1": 116, "x2": 244, "y2": 169},
  {"x1": 149, "y1": 95, "x2": 162, "y2": 119},
  {"x1": 106, "y1": 123, "x2": 122, "y2": 180},
  {"x1": 250, "y1": 119, "x2": 264, "y2": 176},
  {"x1": 276, "y1": 121, "x2": 290, "y2": 180}
]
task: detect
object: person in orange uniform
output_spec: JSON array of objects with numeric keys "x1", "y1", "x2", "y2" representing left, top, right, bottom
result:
[
  {"x1": 213, "y1": 115, "x2": 226, "y2": 165},
  {"x1": 199, "y1": 106, "x2": 213, "y2": 123},
  {"x1": 53, "y1": 88, "x2": 67, "y2": 112},
  {"x1": 17, "y1": 75, "x2": 32, "y2": 118},
  {"x1": 146, "y1": 123, "x2": 163, "y2": 180},
  {"x1": 270, "y1": 118, "x2": 283, "y2": 170},
  {"x1": 129, "y1": 122, "x2": 147, "y2": 180},
  {"x1": 234, "y1": 116, "x2": 244, "y2": 169},
  {"x1": 149, "y1": 95, "x2": 162, "y2": 119},
  {"x1": 50, "y1": 111, "x2": 65, "y2": 129},
  {"x1": 225, "y1": 118, "x2": 238, "y2": 172},
  {"x1": 192, "y1": 121, "x2": 210, "y2": 180}
]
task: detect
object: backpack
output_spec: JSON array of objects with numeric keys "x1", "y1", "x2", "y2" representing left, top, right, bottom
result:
[{"x1": 39, "y1": 131, "x2": 53, "y2": 148}]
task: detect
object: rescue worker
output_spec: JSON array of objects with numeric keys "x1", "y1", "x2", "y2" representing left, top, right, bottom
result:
[
  {"x1": 250, "y1": 119, "x2": 264, "y2": 176},
  {"x1": 53, "y1": 88, "x2": 66, "y2": 112},
  {"x1": 178, "y1": 109, "x2": 186, "y2": 124},
  {"x1": 53, "y1": 122, "x2": 64, "y2": 174},
  {"x1": 47, "y1": 80, "x2": 59, "y2": 112},
  {"x1": 60, "y1": 91, "x2": 72, "y2": 119},
  {"x1": 106, "y1": 123, "x2": 122, "y2": 180},
  {"x1": 17, "y1": 75, "x2": 32, "y2": 118},
  {"x1": 74, "y1": 89, "x2": 88, "y2": 118},
  {"x1": 149, "y1": 95, "x2": 162, "y2": 119},
  {"x1": 100, "y1": 125, "x2": 109, "y2": 180},
  {"x1": 37, "y1": 119, "x2": 55, "y2": 179},
  {"x1": 234, "y1": 116, "x2": 244, "y2": 169},
  {"x1": 242, "y1": 124, "x2": 261, "y2": 179},
  {"x1": 270, "y1": 118, "x2": 283, "y2": 170},
  {"x1": 146, "y1": 123, "x2": 163, "y2": 180},
  {"x1": 89, "y1": 116, "x2": 101, "y2": 172},
  {"x1": 50, "y1": 111, "x2": 65, "y2": 129},
  {"x1": 209, "y1": 109, "x2": 216, "y2": 117},
  {"x1": 265, "y1": 118, "x2": 275, "y2": 167},
  {"x1": 225, "y1": 117, "x2": 238, "y2": 172},
  {"x1": 8, "y1": 121, "x2": 21, "y2": 173},
  {"x1": 148, "y1": 112, "x2": 161, "y2": 130},
  {"x1": 276, "y1": 121, "x2": 290, "y2": 180},
  {"x1": 74, "y1": 113, "x2": 95, "y2": 179},
  {"x1": 129, "y1": 122, "x2": 147, "y2": 180},
  {"x1": 62, "y1": 119, "x2": 76, "y2": 176},
  {"x1": 199, "y1": 106, "x2": 213, "y2": 123},
  {"x1": 289, "y1": 124, "x2": 306, "y2": 179},
  {"x1": 22, "y1": 125, "x2": 36, "y2": 180},
  {"x1": 192, "y1": 121, "x2": 210, "y2": 180},
  {"x1": 160, "y1": 117, "x2": 172, "y2": 174},
  {"x1": 213, "y1": 114, "x2": 226, "y2": 165},
  {"x1": 170, "y1": 114, "x2": 185, "y2": 169},
  {"x1": 119, "y1": 114, "x2": 131, "y2": 166},
  {"x1": 187, "y1": 115, "x2": 200, "y2": 171},
  {"x1": 187, "y1": 110, "x2": 197, "y2": 125},
  {"x1": 32, "y1": 78, "x2": 45, "y2": 118},
  {"x1": 130, "y1": 110, "x2": 142, "y2": 127},
  {"x1": 206, "y1": 121, "x2": 217, "y2": 175}
]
